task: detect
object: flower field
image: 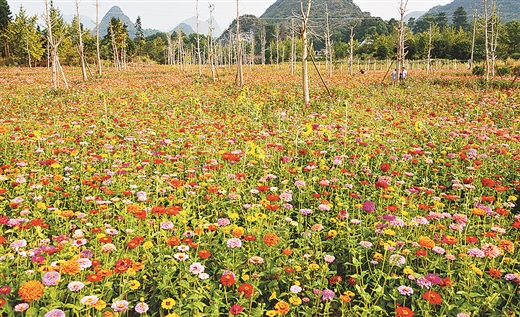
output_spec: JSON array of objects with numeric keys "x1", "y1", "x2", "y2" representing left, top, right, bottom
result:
[{"x1": 0, "y1": 66, "x2": 519, "y2": 317}]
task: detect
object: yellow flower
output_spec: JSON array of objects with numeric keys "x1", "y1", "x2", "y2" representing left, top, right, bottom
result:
[
  {"x1": 289, "y1": 296, "x2": 302, "y2": 306},
  {"x1": 229, "y1": 212, "x2": 239, "y2": 219},
  {"x1": 294, "y1": 265, "x2": 302, "y2": 272},
  {"x1": 242, "y1": 274, "x2": 250, "y2": 281},
  {"x1": 266, "y1": 310, "x2": 277, "y2": 317},
  {"x1": 165, "y1": 314, "x2": 180, "y2": 317},
  {"x1": 384, "y1": 229, "x2": 396, "y2": 236},
  {"x1": 374, "y1": 253, "x2": 384, "y2": 260},
  {"x1": 143, "y1": 241, "x2": 153, "y2": 249},
  {"x1": 129, "y1": 280, "x2": 140, "y2": 290},
  {"x1": 414, "y1": 121, "x2": 424, "y2": 132},
  {"x1": 472, "y1": 266, "x2": 483, "y2": 276},
  {"x1": 269, "y1": 291, "x2": 277, "y2": 301},
  {"x1": 508, "y1": 196, "x2": 517, "y2": 202},
  {"x1": 327, "y1": 230, "x2": 337, "y2": 237},
  {"x1": 161, "y1": 298, "x2": 176, "y2": 309},
  {"x1": 94, "y1": 299, "x2": 107, "y2": 310},
  {"x1": 302, "y1": 123, "x2": 313, "y2": 136},
  {"x1": 403, "y1": 268, "x2": 414, "y2": 275},
  {"x1": 308, "y1": 263, "x2": 320, "y2": 270}
]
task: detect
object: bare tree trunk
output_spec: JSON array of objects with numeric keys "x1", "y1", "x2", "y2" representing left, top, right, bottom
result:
[
  {"x1": 196, "y1": 0, "x2": 202, "y2": 76},
  {"x1": 396, "y1": 0, "x2": 408, "y2": 84},
  {"x1": 301, "y1": 0, "x2": 312, "y2": 105},
  {"x1": 44, "y1": 0, "x2": 68, "y2": 89},
  {"x1": 484, "y1": 0, "x2": 490, "y2": 81},
  {"x1": 235, "y1": 0, "x2": 243, "y2": 87},
  {"x1": 76, "y1": 0, "x2": 88, "y2": 80},
  {"x1": 470, "y1": 10, "x2": 476, "y2": 69},
  {"x1": 325, "y1": 4, "x2": 332, "y2": 78},
  {"x1": 260, "y1": 25, "x2": 266, "y2": 66},
  {"x1": 95, "y1": 0, "x2": 102, "y2": 75},
  {"x1": 426, "y1": 22, "x2": 432, "y2": 75},
  {"x1": 250, "y1": 32, "x2": 255, "y2": 69},
  {"x1": 275, "y1": 24, "x2": 280, "y2": 68},
  {"x1": 291, "y1": 19, "x2": 295, "y2": 75},
  {"x1": 349, "y1": 26, "x2": 354, "y2": 76},
  {"x1": 208, "y1": 4, "x2": 216, "y2": 82}
]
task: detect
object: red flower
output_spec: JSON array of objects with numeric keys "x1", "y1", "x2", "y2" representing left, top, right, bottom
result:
[
  {"x1": 237, "y1": 283, "x2": 254, "y2": 298},
  {"x1": 220, "y1": 272, "x2": 236, "y2": 286},
  {"x1": 415, "y1": 249, "x2": 428, "y2": 257},
  {"x1": 0, "y1": 298, "x2": 6, "y2": 308},
  {"x1": 198, "y1": 249, "x2": 211, "y2": 259},
  {"x1": 481, "y1": 177, "x2": 495, "y2": 188},
  {"x1": 380, "y1": 162, "x2": 391, "y2": 172},
  {"x1": 329, "y1": 275, "x2": 343, "y2": 285},
  {"x1": 488, "y1": 268, "x2": 502, "y2": 278},
  {"x1": 422, "y1": 290, "x2": 442, "y2": 305},
  {"x1": 243, "y1": 234, "x2": 256, "y2": 241},
  {"x1": 86, "y1": 274, "x2": 103, "y2": 282},
  {"x1": 396, "y1": 304, "x2": 414, "y2": 317}
]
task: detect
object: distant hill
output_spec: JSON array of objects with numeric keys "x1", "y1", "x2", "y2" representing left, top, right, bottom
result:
[
  {"x1": 423, "y1": 0, "x2": 520, "y2": 22},
  {"x1": 261, "y1": 0, "x2": 365, "y2": 28},
  {"x1": 173, "y1": 16, "x2": 222, "y2": 37},
  {"x1": 63, "y1": 14, "x2": 96, "y2": 31},
  {"x1": 99, "y1": 6, "x2": 136, "y2": 38},
  {"x1": 404, "y1": 11, "x2": 426, "y2": 22}
]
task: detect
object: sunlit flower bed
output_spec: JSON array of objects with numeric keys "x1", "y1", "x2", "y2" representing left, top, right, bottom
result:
[{"x1": 0, "y1": 66, "x2": 519, "y2": 317}]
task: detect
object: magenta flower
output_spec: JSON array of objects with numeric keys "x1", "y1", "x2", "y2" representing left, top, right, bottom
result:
[
  {"x1": 230, "y1": 304, "x2": 244, "y2": 315},
  {"x1": 362, "y1": 200, "x2": 375, "y2": 212}
]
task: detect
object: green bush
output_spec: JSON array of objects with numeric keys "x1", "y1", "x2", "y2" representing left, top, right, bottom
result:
[
  {"x1": 496, "y1": 66, "x2": 511, "y2": 76},
  {"x1": 472, "y1": 66, "x2": 484, "y2": 76}
]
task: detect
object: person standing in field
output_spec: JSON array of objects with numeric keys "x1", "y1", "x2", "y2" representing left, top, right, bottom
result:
[
  {"x1": 391, "y1": 69, "x2": 397, "y2": 81},
  {"x1": 400, "y1": 67, "x2": 407, "y2": 80}
]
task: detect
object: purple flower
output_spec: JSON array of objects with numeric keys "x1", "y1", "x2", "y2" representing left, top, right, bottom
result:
[
  {"x1": 362, "y1": 201, "x2": 376, "y2": 212},
  {"x1": 134, "y1": 302, "x2": 149, "y2": 314},
  {"x1": 45, "y1": 309, "x2": 66, "y2": 317},
  {"x1": 42, "y1": 271, "x2": 61, "y2": 286},
  {"x1": 322, "y1": 289, "x2": 335, "y2": 301}
]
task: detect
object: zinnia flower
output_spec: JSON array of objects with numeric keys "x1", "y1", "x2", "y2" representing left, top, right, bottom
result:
[
  {"x1": 274, "y1": 301, "x2": 290, "y2": 315},
  {"x1": 422, "y1": 290, "x2": 442, "y2": 305},
  {"x1": 229, "y1": 304, "x2": 244, "y2": 315},
  {"x1": 18, "y1": 280, "x2": 44, "y2": 302},
  {"x1": 135, "y1": 302, "x2": 149, "y2": 314},
  {"x1": 220, "y1": 271, "x2": 236, "y2": 286},
  {"x1": 237, "y1": 283, "x2": 254, "y2": 298},
  {"x1": 161, "y1": 298, "x2": 176, "y2": 309},
  {"x1": 362, "y1": 200, "x2": 375, "y2": 212},
  {"x1": 263, "y1": 233, "x2": 280, "y2": 246},
  {"x1": 396, "y1": 304, "x2": 414, "y2": 317},
  {"x1": 111, "y1": 299, "x2": 129, "y2": 312},
  {"x1": 45, "y1": 309, "x2": 65, "y2": 317}
]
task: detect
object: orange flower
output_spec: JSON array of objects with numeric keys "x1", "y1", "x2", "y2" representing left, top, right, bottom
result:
[
  {"x1": 263, "y1": 233, "x2": 280, "y2": 247},
  {"x1": 18, "y1": 280, "x2": 44, "y2": 302},
  {"x1": 86, "y1": 274, "x2": 103, "y2": 282},
  {"x1": 282, "y1": 248, "x2": 293, "y2": 256},
  {"x1": 60, "y1": 258, "x2": 81, "y2": 274},
  {"x1": 471, "y1": 208, "x2": 486, "y2": 216},
  {"x1": 498, "y1": 240, "x2": 514, "y2": 253},
  {"x1": 418, "y1": 236, "x2": 435, "y2": 249},
  {"x1": 274, "y1": 301, "x2": 290, "y2": 315}
]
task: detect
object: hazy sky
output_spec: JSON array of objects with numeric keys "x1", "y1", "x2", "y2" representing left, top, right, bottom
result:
[{"x1": 10, "y1": 0, "x2": 452, "y2": 31}]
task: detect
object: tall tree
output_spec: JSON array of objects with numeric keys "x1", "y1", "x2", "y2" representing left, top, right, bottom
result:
[
  {"x1": 8, "y1": 6, "x2": 43, "y2": 66},
  {"x1": 435, "y1": 12, "x2": 448, "y2": 32},
  {"x1": 208, "y1": 3, "x2": 216, "y2": 82},
  {"x1": 134, "y1": 16, "x2": 145, "y2": 56},
  {"x1": 107, "y1": 17, "x2": 129, "y2": 70},
  {"x1": 452, "y1": 6, "x2": 469, "y2": 32},
  {"x1": 0, "y1": 0, "x2": 12, "y2": 58}
]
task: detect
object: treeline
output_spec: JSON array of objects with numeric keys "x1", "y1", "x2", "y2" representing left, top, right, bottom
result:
[{"x1": 0, "y1": 1, "x2": 519, "y2": 68}]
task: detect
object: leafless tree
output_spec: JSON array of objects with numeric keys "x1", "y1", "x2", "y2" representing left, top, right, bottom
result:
[
  {"x1": 75, "y1": 0, "x2": 87, "y2": 81},
  {"x1": 235, "y1": 0, "x2": 243, "y2": 86},
  {"x1": 300, "y1": 0, "x2": 312, "y2": 105}
]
